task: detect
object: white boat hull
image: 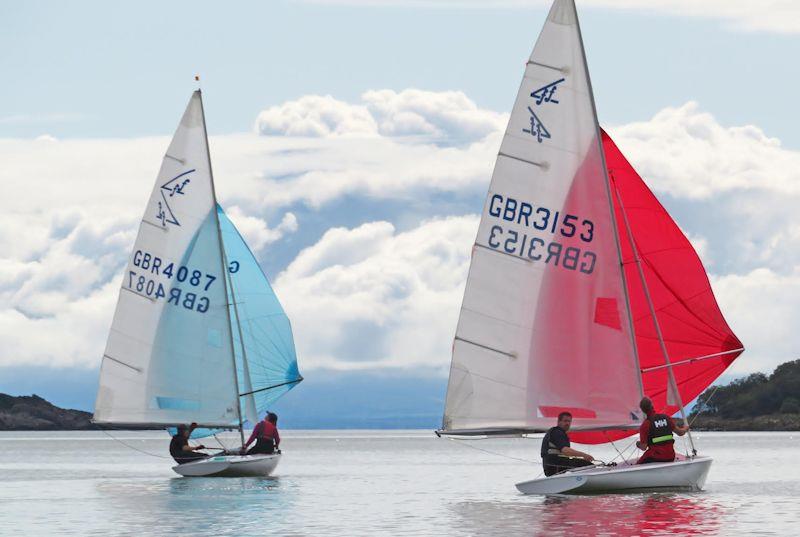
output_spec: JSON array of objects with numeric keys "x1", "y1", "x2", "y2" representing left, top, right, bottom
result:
[
  {"x1": 172, "y1": 454, "x2": 280, "y2": 477},
  {"x1": 515, "y1": 456, "x2": 712, "y2": 495}
]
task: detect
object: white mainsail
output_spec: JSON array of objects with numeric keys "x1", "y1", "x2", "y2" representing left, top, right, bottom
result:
[
  {"x1": 94, "y1": 92, "x2": 240, "y2": 427},
  {"x1": 441, "y1": 0, "x2": 643, "y2": 435}
]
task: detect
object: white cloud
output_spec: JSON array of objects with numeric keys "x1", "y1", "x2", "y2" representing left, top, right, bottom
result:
[
  {"x1": 0, "y1": 89, "x2": 500, "y2": 368},
  {"x1": 255, "y1": 89, "x2": 506, "y2": 143},
  {"x1": 607, "y1": 102, "x2": 799, "y2": 200},
  {"x1": 226, "y1": 207, "x2": 298, "y2": 253},
  {"x1": 712, "y1": 268, "x2": 800, "y2": 375},
  {"x1": 2, "y1": 91, "x2": 799, "y2": 380},
  {"x1": 275, "y1": 216, "x2": 478, "y2": 371},
  {"x1": 298, "y1": 0, "x2": 800, "y2": 34},
  {"x1": 255, "y1": 95, "x2": 378, "y2": 137}
]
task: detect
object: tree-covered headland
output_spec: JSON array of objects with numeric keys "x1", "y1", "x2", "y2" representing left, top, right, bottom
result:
[{"x1": 690, "y1": 359, "x2": 800, "y2": 430}]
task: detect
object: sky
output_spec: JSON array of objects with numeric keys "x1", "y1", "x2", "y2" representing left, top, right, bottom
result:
[{"x1": 2, "y1": 1, "x2": 799, "y2": 423}]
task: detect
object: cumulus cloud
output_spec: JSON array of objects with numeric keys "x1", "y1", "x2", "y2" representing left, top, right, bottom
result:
[
  {"x1": 298, "y1": 0, "x2": 800, "y2": 34},
  {"x1": 255, "y1": 89, "x2": 506, "y2": 143},
  {"x1": 255, "y1": 95, "x2": 378, "y2": 137},
  {"x1": 0, "y1": 89, "x2": 500, "y2": 368},
  {"x1": 274, "y1": 216, "x2": 478, "y2": 371},
  {"x1": 712, "y1": 268, "x2": 800, "y2": 375},
  {"x1": 607, "y1": 102, "x2": 799, "y2": 200},
  {"x1": 2, "y1": 91, "x2": 800, "y2": 380},
  {"x1": 226, "y1": 207, "x2": 298, "y2": 253}
]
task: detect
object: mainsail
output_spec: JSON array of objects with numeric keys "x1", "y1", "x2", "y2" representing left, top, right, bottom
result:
[
  {"x1": 439, "y1": 0, "x2": 742, "y2": 440},
  {"x1": 94, "y1": 91, "x2": 301, "y2": 430},
  {"x1": 441, "y1": 0, "x2": 643, "y2": 436}
]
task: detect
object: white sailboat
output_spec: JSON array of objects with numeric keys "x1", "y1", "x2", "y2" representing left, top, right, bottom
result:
[
  {"x1": 93, "y1": 90, "x2": 303, "y2": 477},
  {"x1": 437, "y1": 0, "x2": 744, "y2": 494}
]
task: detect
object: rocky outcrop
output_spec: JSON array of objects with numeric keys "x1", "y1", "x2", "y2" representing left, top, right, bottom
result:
[{"x1": 0, "y1": 393, "x2": 94, "y2": 430}]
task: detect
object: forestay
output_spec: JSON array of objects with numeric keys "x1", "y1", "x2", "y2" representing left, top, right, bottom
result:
[
  {"x1": 441, "y1": 0, "x2": 643, "y2": 436},
  {"x1": 94, "y1": 92, "x2": 240, "y2": 428}
]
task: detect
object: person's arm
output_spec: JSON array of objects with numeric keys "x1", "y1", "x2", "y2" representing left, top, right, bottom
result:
[
  {"x1": 273, "y1": 427, "x2": 280, "y2": 448},
  {"x1": 244, "y1": 422, "x2": 261, "y2": 448},
  {"x1": 183, "y1": 423, "x2": 205, "y2": 451},
  {"x1": 671, "y1": 417, "x2": 689, "y2": 436},
  {"x1": 552, "y1": 430, "x2": 593, "y2": 462},
  {"x1": 636, "y1": 421, "x2": 648, "y2": 450},
  {"x1": 560, "y1": 446, "x2": 593, "y2": 461}
]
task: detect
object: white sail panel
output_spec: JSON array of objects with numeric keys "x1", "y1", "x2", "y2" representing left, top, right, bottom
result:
[
  {"x1": 441, "y1": 0, "x2": 642, "y2": 435},
  {"x1": 94, "y1": 92, "x2": 239, "y2": 427}
]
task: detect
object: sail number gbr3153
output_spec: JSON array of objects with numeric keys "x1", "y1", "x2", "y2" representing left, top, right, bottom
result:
[
  {"x1": 485, "y1": 194, "x2": 597, "y2": 274},
  {"x1": 127, "y1": 249, "x2": 218, "y2": 313}
]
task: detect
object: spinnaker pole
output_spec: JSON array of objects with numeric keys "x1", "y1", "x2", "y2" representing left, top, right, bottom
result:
[
  {"x1": 610, "y1": 176, "x2": 697, "y2": 455},
  {"x1": 198, "y1": 89, "x2": 246, "y2": 448}
]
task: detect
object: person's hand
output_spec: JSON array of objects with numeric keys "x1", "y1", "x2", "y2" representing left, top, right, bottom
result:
[
  {"x1": 190, "y1": 422, "x2": 198, "y2": 429},
  {"x1": 196, "y1": 444, "x2": 205, "y2": 450},
  {"x1": 636, "y1": 441, "x2": 647, "y2": 450},
  {"x1": 582, "y1": 454, "x2": 594, "y2": 462}
]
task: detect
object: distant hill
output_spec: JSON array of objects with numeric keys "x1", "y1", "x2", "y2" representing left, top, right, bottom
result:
[
  {"x1": 691, "y1": 359, "x2": 800, "y2": 431},
  {"x1": 0, "y1": 393, "x2": 94, "y2": 430}
]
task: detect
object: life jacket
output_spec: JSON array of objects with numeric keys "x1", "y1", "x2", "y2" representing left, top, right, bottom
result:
[
  {"x1": 647, "y1": 413, "x2": 675, "y2": 446},
  {"x1": 541, "y1": 427, "x2": 572, "y2": 459}
]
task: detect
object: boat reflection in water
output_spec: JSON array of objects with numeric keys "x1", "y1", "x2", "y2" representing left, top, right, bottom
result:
[{"x1": 452, "y1": 493, "x2": 724, "y2": 536}]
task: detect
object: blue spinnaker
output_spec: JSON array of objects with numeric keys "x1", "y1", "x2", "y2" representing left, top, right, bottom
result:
[{"x1": 218, "y1": 205, "x2": 302, "y2": 426}]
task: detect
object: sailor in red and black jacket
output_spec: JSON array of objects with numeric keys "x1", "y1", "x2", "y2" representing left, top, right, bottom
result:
[{"x1": 635, "y1": 396, "x2": 690, "y2": 464}]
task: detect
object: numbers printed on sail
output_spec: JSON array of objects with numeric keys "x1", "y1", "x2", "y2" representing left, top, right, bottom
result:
[
  {"x1": 485, "y1": 194, "x2": 597, "y2": 275},
  {"x1": 127, "y1": 269, "x2": 211, "y2": 313},
  {"x1": 488, "y1": 194, "x2": 594, "y2": 242},
  {"x1": 132, "y1": 250, "x2": 217, "y2": 291},
  {"x1": 129, "y1": 250, "x2": 218, "y2": 313}
]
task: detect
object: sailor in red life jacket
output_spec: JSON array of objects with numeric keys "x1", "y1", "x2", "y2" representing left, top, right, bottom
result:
[
  {"x1": 242, "y1": 412, "x2": 280, "y2": 455},
  {"x1": 636, "y1": 397, "x2": 690, "y2": 464}
]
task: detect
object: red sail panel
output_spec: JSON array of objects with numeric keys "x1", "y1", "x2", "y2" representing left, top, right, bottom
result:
[
  {"x1": 602, "y1": 129, "x2": 743, "y2": 416},
  {"x1": 571, "y1": 131, "x2": 743, "y2": 446}
]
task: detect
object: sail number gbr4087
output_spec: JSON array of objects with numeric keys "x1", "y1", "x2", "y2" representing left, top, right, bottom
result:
[
  {"x1": 486, "y1": 194, "x2": 597, "y2": 274},
  {"x1": 126, "y1": 249, "x2": 223, "y2": 313}
]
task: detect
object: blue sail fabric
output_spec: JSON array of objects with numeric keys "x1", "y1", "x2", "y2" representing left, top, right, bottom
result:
[
  {"x1": 218, "y1": 205, "x2": 302, "y2": 426},
  {"x1": 145, "y1": 208, "x2": 240, "y2": 430}
]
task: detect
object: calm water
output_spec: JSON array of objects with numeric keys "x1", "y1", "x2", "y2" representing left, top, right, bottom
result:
[{"x1": 0, "y1": 431, "x2": 797, "y2": 536}]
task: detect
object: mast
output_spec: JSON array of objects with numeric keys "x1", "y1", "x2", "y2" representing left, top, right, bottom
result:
[
  {"x1": 197, "y1": 89, "x2": 246, "y2": 447},
  {"x1": 572, "y1": 1, "x2": 644, "y2": 399},
  {"x1": 228, "y1": 253, "x2": 259, "y2": 424},
  {"x1": 610, "y1": 177, "x2": 697, "y2": 455}
]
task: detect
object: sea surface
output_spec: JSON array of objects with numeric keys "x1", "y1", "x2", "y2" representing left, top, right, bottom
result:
[{"x1": 0, "y1": 430, "x2": 796, "y2": 536}]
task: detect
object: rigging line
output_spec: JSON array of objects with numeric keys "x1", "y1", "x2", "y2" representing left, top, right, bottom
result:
[
  {"x1": 688, "y1": 383, "x2": 722, "y2": 428},
  {"x1": 99, "y1": 427, "x2": 171, "y2": 459},
  {"x1": 213, "y1": 434, "x2": 229, "y2": 451},
  {"x1": 607, "y1": 436, "x2": 626, "y2": 462},
  {"x1": 247, "y1": 320, "x2": 294, "y2": 365},
  {"x1": 239, "y1": 377, "x2": 303, "y2": 397},
  {"x1": 446, "y1": 437, "x2": 540, "y2": 465}
]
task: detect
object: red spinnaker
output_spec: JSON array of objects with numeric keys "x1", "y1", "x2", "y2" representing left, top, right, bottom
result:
[{"x1": 570, "y1": 130, "x2": 743, "y2": 445}]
